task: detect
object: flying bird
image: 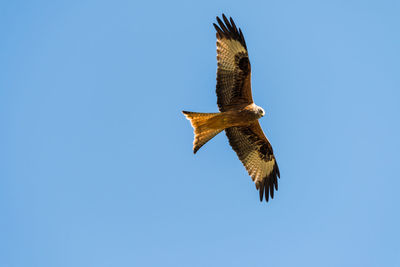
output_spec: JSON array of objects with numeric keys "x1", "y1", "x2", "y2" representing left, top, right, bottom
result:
[{"x1": 182, "y1": 14, "x2": 280, "y2": 202}]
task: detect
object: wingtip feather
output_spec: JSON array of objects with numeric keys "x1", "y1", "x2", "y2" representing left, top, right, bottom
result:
[
  {"x1": 214, "y1": 14, "x2": 247, "y2": 49},
  {"x1": 259, "y1": 184, "x2": 263, "y2": 202}
]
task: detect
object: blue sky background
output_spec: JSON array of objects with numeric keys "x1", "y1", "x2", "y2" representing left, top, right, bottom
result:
[{"x1": 1, "y1": 0, "x2": 399, "y2": 266}]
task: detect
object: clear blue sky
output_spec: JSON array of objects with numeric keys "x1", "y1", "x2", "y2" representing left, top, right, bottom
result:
[{"x1": 1, "y1": 0, "x2": 399, "y2": 266}]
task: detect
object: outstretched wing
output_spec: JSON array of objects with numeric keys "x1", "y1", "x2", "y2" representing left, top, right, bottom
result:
[
  {"x1": 225, "y1": 122, "x2": 280, "y2": 202},
  {"x1": 214, "y1": 14, "x2": 253, "y2": 112}
]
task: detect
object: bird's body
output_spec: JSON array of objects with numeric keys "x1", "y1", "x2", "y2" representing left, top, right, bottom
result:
[
  {"x1": 183, "y1": 15, "x2": 280, "y2": 202},
  {"x1": 186, "y1": 103, "x2": 263, "y2": 130}
]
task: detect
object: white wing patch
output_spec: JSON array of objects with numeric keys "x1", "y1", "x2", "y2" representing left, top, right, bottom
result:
[
  {"x1": 217, "y1": 39, "x2": 247, "y2": 71},
  {"x1": 244, "y1": 151, "x2": 275, "y2": 184}
]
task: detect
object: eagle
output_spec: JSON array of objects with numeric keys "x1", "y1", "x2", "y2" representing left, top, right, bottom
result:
[{"x1": 182, "y1": 14, "x2": 280, "y2": 202}]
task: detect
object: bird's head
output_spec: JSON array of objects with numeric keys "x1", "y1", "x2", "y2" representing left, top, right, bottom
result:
[{"x1": 257, "y1": 107, "x2": 265, "y2": 118}]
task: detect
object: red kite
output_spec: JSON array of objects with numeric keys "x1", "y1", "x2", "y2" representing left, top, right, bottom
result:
[{"x1": 182, "y1": 14, "x2": 280, "y2": 202}]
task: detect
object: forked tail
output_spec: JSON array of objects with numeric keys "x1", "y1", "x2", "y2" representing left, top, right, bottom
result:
[{"x1": 182, "y1": 111, "x2": 224, "y2": 153}]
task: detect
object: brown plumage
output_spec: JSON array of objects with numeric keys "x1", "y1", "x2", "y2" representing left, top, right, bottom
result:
[{"x1": 182, "y1": 14, "x2": 280, "y2": 202}]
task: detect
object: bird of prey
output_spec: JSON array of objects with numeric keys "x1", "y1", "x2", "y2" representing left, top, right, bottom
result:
[{"x1": 182, "y1": 14, "x2": 280, "y2": 202}]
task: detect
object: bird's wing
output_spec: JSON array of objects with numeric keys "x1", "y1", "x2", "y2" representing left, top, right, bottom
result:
[
  {"x1": 225, "y1": 122, "x2": 280, "y2": 202},
  {"x1": 214, "y1": 14, "x2": 253, "y2": 112}
]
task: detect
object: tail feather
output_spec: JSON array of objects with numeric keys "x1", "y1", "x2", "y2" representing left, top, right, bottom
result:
[{"x1": 182, "y1": 111, "x2": 224, "y2": 153}]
